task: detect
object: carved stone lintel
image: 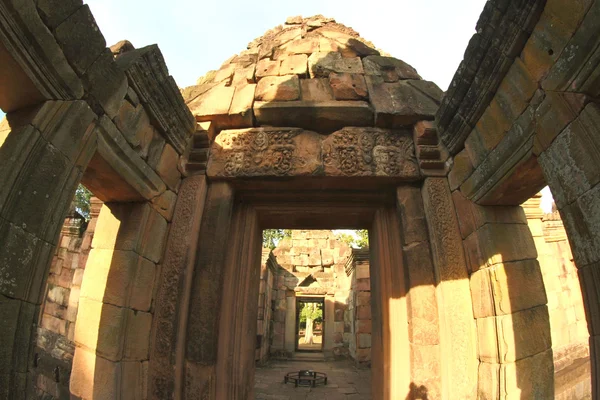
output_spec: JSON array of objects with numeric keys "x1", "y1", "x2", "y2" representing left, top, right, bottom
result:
[
  {"x1": 207, "y1": 127, "x2": 421, "y2": 179},
  {"x1": 116, "y1": 45, "x2": 195, "y2": 154}
]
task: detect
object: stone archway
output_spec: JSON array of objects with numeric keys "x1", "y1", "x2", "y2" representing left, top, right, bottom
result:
[{"x1": 2, "y1": 2, "x2": 600, "y2": 400}]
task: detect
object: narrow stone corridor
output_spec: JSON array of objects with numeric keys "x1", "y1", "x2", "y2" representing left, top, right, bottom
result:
[{"x1": 254, "y1": 360, "x2": 371, "y2": 399}]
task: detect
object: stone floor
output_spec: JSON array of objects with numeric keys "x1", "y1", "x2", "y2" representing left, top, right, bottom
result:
[{"x1": 254, "y1": 359, "x2": 371, "y2": 399}]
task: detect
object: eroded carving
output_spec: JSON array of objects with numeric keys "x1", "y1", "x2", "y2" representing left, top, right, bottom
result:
[{"x1": 208, "y1": 126, "x2": 420, "y2": 179}]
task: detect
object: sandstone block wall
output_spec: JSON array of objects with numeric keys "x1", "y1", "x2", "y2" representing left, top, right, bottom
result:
[
  {"x1": 263, "y1": 230, "x2": 371, "y2": 362},
  {"x1": 523, "y1": 194, "x2": 591, "y2": 399},
  {"x1": 347, "y1": 250, "x2": 371, "y2": 366},
  {"x1": 33, "y1": 198, "x2": 101, "y2": 399}
]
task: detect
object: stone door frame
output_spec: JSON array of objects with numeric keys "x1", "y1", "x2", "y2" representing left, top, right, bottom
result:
[
  {"x1": 295, "y1": 295, "x2": 326, "y2": 353},
  {"x1": 176, "y1": 182, "x2": 434, "y2": 400}
]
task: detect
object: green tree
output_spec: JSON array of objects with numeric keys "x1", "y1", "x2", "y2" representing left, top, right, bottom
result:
[
  {"x1": 299, "y1": 302, "x2": 323, "y2": 344},
  {"x1": 74, "y1": 184, "x2": 93, "y2": 221},
  {"x1": 335, "y1": 229, "x2": 369, "y2": 248},
  {"x1": 262, "y1": 229, "x2": 292, "y2": 249}
]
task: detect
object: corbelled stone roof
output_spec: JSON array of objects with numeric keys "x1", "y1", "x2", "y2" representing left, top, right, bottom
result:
[{"x1": 182, "y1": 15, "x2": 443, "y2": 134}]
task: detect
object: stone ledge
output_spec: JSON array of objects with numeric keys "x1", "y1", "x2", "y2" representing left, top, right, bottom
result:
[{"x1": 254, "y1": 100, "x2": 374, "y2": 133}]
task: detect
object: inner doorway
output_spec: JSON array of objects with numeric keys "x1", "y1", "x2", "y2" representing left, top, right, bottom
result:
[{"x1": 296, "y1": 297, "x2": 325, "y2": 352}]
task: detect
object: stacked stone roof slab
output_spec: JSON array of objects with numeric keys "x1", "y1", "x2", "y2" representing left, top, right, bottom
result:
[{"x1": 182, "y1": 15, "x2": 443, "y2": 134}]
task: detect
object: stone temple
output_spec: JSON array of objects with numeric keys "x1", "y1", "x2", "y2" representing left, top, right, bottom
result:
[{"x1": 0, "y1": 2, "x2": 600, "y2": 399}]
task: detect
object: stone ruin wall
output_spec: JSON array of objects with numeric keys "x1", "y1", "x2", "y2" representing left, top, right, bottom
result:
[
  {"x1": 523, "y1": 195, "x2": 591, "y2": 399},
  {"x1": 33, "y1": 198, "x2": 102, "y2": 399},
  {"x1": 346, "y1": 249, "x2": 371, "y2": 366},
  {"x1": 0, "y1": 1, "x2": 196, "y2": 397},
  {"x1": 255, "y1": 230, "x2": 371, "y2": 362},
  {"x1": 256, "y1": 250, "x2": 276, "y2": 364}
]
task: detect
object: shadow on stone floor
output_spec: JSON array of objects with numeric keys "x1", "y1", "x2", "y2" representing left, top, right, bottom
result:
[{"x1": 254, "y1": 359, "x2": 371, "y2": 399}]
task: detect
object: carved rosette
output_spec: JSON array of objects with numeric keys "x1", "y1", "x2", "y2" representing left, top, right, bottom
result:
[
  {"x1": 209, "y1": 127, "x2": 322, "y2": 177},
  {"x1": 208, "y1": 126, "x2": 420, "y2": 179},
  {"x1": 322, "y1": 127, "x2": 419, "y2": 177}
]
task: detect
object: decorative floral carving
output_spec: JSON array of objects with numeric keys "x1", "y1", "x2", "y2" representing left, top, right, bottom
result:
[
  {"x1": 322, "y1": 127, "x2": 419, "y2": 177},
  {"x1": 209, "y1": 127, "x2": 420, "y2": 179},
  {"x1": 213, "y1": 128, "x2": 303, "y2": 177}
]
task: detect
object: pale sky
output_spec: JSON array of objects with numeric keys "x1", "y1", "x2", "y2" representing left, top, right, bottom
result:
[{"x1": 0, "y1": 0, "x2": 555, "y2": 211}]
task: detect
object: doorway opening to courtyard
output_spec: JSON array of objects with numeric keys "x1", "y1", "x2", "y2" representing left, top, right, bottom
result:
[{"x1": 296, "y1": 297, "x2": 325, "y2": 352}]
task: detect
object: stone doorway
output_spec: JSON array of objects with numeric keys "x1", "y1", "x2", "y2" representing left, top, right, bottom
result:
[{"x1": 296, "y1": 297, "x2": 325, "y2": 352}]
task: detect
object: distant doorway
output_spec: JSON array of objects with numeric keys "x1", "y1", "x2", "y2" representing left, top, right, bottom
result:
[{"x1": 296, "y1": 297, "x2": 325, "y2": 352}]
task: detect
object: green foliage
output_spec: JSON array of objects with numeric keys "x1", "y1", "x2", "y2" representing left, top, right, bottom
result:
[
  {"x1": 74, "y1": 184, "x2": 92, "y2": 221},
  {"x1": 262, "y1": 229, "x2": 292, "y2": 249},
  {"x1": 299, "y1": 302, "x2": 323, "y2": 323},
  {"x1": 335, "y1": 229, "x2": 369, "y2": 249}
]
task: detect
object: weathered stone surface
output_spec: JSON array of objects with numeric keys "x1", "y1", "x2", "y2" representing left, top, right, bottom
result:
[
  {"x1": 539, "y1": 103, "x2": 600, "y2": 209},
  {"x1": 255, "y1": 59, "x2": 280, "y2": 79},
  {"x1": 405, "y1": 242, "x2": 439, "y2": 346},
  {"x1": 228, "y1": 83, "x2": 256, "y2": 128},
  {"x1": 54, "y1": 5, "x2": 106, "y2": 75},
  {"x1": 502, "y1": 348, "x2": 554, "y2": 399},
  {"x1": 74, "y1": 297, "x2": 125, "y2": 361},
  {"x1": 366, "y1": 76, "x2": 439, "y2": 128},
  {"x1": 362, "y1": 55, "x2": 420, "y2": 81},
  {"x1": 207, "y1": 128, "x2": 321, "y2": 177},
  {"x1": 116, "y1": 45, "x2": 195, "y2": 154},
  {"x1": 448, "y1": 149, "x2": 474, "y2": 191},
  {"x1": 124, "y1": 309, "x2": 152, "y2": 360},
  {"x1": 477, "y1": 305, "x2": 551, "y2": 363},
  {"x1": 470, "y1": 259, "x2": 547, "y2": 318},
  {"x1": 83, "y1": 49, "x2": 128, "y2": 118},
  {"x1": 451, "y1": 190, "x2": 527, "y2": 239},
  {"x1": 396, "y1": 186, "x2": 429, "y2": 244},
  {"x1": 322, "y1": 127, "x2": 419, "y2": 178},
  {"x1": 421, "y1": 178, "x2": 477, "y2": 399},
  {"x1": 80, "y1": 249, "x2": 137, "y2": 307},
  {"x1": 329, "y1": 72, "x2": 368, "y2": 100},
  {"x1": 149, "y1": 176, "x2": 207, "y2": 400},
  {"x1": 463, "y1": 223, "x2": 537, "y2": 272},
  {"x1": 274, "y1": 38, "x2": 320, "y2": 58},
  {"x1": 316, "y1": 28, "x2": 379, "y2": 57},
  {"x1": 308, "y1": 52, "x2": 364, "y2": 78},
  {"x1": 93, "y1": 116, "x2": 167, "y2": 201},
  {"x1": 410, "y1": 344, "x2": 441, "y2": 400},
  {"x1": 188, "y1": 82, "x2": 235, "y2": 121},
  {"x1": 558, "y1": 183, "x2": 600, "y2": 267},
  {"x1": 254, "y1": 100, "x2": 373, "y2": 133},
  {"x1": 437, "y1": 0, "x2": 545, "y2": 154},
  {"x1": 255, "y1": 75, "x2": 300, "y2": 101},
  {"x1": 279, "y1": 54, "x2": 308, "y2": 76},
  {"x1": 71, "y1": 348, "x2": 120, "y2": 399},
  {"x1": 208, "y1": 127, "x2": 419, "y2": 179},
  {"x1": 300, "y1": 78, "x2": 334, "y2": 101},
  {"x1": 156, "y1": 144, "x2": 181, "y2": 192},
  {"x1": 542, "y1": 0, "x2": 600, "y2": 94}
]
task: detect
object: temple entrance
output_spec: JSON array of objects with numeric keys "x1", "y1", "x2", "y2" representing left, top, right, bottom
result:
[{"x1": 296, "y1": 297, "x2": 324, "y2": 352}]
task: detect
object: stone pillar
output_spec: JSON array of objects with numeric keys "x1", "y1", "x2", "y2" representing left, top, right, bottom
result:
[
  {"x1": 149, "y1": 175, "x2": 208, "y2": 400},
  {"x1": 0, "y1": 101, "x2": 96, "y2": 397},
  {"x1": 370, "y1": 206, "x2": 410, "y2": 399},
  {"x1": 71, "y1": 201, "x2": 167, "y2": 399},
  {"x1": 452, "y1": 189, "x2": 553, "y2": 398},
  {"x1": 421, "y1": 178, "x2": 477, "y2": 399},
  {"x1": 537, "y1": 102, "x2": 600, "y2": 397},
  {"x1": 323, "y1": 296, "x2": 335, "y2": 352},
  {"x1": 284, "y1": 296, "x2": 296, "y2": 355},
  {"x1": 184, "y1": 182, "x2": 234, "y2": 399},
  {"x1": 215, "y1": 202, "x2": 262, "y2": 399},
  {"x1": 396, "y1": 186, "x2": 441, "y2": 399}
]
